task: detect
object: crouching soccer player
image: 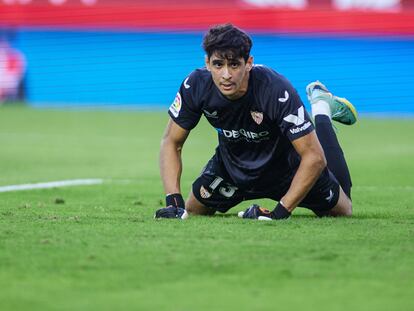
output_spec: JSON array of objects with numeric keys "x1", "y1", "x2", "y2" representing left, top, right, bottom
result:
[{"x1": 155, "y1": 24, "x2": 357, "y2": 220}]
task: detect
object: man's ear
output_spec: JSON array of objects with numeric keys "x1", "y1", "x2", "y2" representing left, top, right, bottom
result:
[
  {"x1": 246, "y1": 56, "x2": 254, "y2": 71},
  {"x1": 205, "y1": 55, "x2": 211, "y2": 71}
]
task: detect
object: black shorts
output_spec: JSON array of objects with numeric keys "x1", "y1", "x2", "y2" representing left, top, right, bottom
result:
[{"x1": 192, "y1": 154, "x2": 340, "y2": 213}]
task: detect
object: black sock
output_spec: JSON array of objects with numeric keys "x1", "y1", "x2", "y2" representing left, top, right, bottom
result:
[{"x1": 315, "y1": 115, "x2": 352, "y2": 199}]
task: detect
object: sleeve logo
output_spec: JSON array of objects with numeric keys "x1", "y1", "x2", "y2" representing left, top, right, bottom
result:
[
  {"x1": 183, "y1": 77, "x2": 191, "y2": 89},
  {"x1": 283, "y1": 106, "x2": 305, "y2": 126},
  {"x1": 283, "y1": 106, "x2": 312, "y2": 134},
  {"x1": 169, "y1": 92, "x2": 182, "y2": 118},
  {"x1": 278, "y1": 90, "x2": 289, "y2": 102}
]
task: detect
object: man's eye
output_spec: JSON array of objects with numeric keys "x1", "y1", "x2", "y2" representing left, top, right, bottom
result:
[
  {"x1": 214, "y1": 63, "x2": 223, "y2": 68},
  {"x1": 231, "y1": 63, "x2": 240, "y2": 68}
]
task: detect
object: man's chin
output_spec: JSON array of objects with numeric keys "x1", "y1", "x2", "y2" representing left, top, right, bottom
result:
[{"x1": 220, "y1": 88, "x2": 236, "y2": 98}]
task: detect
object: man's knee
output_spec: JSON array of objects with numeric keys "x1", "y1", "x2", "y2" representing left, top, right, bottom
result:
[
  {"x1": 329, "y1": 188, "x2": 352, "y2": 217},
  {"x1": 185, "y1": 190, "x2": 216, "y2": 216},
  {"x1": 334, "y1": 201, "x2": 352, "y2": 216},
  {"x1": 186, "y1": 204, "x2": 216, "y2": 216}
]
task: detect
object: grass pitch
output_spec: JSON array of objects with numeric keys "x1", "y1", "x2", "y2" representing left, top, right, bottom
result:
[{"x1": 0, "y1": 104, "x2": 413, "y2": 311}]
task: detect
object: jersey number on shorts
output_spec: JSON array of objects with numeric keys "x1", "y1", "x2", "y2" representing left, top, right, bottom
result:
[{"x1": 209, "y1": 176, "x2": 238, "y2": 198}]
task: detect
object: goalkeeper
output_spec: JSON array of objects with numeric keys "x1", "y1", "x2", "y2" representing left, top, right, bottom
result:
[{"x1": 156, "y1": 24, "x2": 356, "y2": 220}]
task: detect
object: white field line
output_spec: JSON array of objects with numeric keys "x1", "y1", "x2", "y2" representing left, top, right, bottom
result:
[
  {"x1": 353, "y1": 185, "x2": 414, "y2": 191},
  {"x1": 0, "y1": 179, "x2": 103, "y2": 193}
]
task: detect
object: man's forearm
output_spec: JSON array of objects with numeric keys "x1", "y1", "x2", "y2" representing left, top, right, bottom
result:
[
  {"x1": 281, "y1": 154, "x2": 326, "y2": 212},
  {"x1": 159, "y1": 140, "x2": 183, "y2": 195}
]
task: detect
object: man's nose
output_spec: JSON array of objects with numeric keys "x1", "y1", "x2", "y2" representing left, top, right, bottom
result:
[{"x1": 222, "y1": 66, "x2": 231, "y2": 79}]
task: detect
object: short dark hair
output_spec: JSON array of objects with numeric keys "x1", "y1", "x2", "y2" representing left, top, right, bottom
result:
[{"x1": 202, "y1": 24, "x2": 252, "y2": 62}]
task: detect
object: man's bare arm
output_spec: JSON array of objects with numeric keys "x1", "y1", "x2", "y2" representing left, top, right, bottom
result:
[
  {"x1": 159, "y1": 119, "x2": 190, "y2": 195},
  {"x1": 280, "y1": 131, "x2": 327, "y2": 212}
]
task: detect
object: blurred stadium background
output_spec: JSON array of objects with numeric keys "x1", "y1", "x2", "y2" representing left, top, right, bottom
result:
[
  {"x1": 1, "y1": 3, "x2": 413, "y2": 310},
  {"x1": 1, "y1": 0, "x2": 414, "y2": 114}
]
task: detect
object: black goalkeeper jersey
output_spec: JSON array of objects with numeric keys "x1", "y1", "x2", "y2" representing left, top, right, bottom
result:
[{"x1": 168, "y1": 65, "x2": 315, "y2": 189}]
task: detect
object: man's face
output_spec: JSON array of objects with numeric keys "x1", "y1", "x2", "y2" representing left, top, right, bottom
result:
[{"x1": 205, "y1": 52, "x2": 253, "y2": 100}]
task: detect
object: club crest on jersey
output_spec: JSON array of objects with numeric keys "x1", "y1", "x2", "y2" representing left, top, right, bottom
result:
[
  {"x1": 200, "y1": 185, "x2": 212, "y2": 199},
  {"x1": 169, "y1": 92, "x2": 182, "y2": 118},
  {"x1": 251, "y1": 111, "x2": 263, "y2": 125}
]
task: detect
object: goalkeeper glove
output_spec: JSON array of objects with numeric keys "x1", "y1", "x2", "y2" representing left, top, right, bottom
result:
[
  {"x1": 154, "y1": 193, "x2": 188, "y2": 219},
  {"x1": 239, "y1": 202, "x2": 291, "y2": 220}
]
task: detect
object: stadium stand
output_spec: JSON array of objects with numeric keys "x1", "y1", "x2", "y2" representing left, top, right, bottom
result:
[{"x1": 0, "y1": 0, "x2": 413, "y2": 113}]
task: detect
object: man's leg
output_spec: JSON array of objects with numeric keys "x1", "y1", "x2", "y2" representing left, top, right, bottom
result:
[
  {"x1": 314, "y1": 114, "x2": 352, "y2": 198},
  {"x1": 306, "y1": 81, "x2": 357, "y2": 216},
  {"x1": 329, "y1": 186, "x2": 352, "y2": 216},
  {"x1": 186, "y1": 154, "x2": 244, "y2": 216},
  {"x1": 301, "y1": 167, "x2": 352, "y2": 217},
  {"x1": 186, "y1": 190, "x2": 216, "y2": 215}
]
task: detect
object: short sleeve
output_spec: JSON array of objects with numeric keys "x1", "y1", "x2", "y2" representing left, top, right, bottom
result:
[
  {"x1": 272, "y1": 83, "x2": 315, "y2": 141},
  {"x1": 168, "y1": 74, "x2": 202, "y2": 130}
]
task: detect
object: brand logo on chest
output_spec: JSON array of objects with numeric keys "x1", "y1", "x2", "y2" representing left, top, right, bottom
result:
[{"x1": 203, "y1": 110, "x2": 219, "y2": 119}]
